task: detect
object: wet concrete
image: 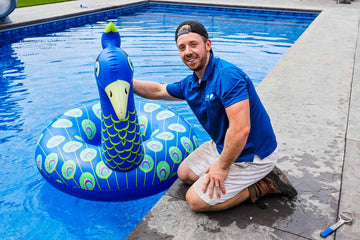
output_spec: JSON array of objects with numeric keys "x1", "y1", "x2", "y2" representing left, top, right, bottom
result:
[{"x1": 1, "y1": 0, "x2": 359, "y2": 239}]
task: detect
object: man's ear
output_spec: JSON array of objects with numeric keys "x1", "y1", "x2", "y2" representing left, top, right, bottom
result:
[{"x1": 206, "y1": 39, "x2": 212, "y2": 52}]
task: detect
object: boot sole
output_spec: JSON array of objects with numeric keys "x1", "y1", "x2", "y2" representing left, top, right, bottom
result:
[{"x1": 267, "y1": 167, "x2": 298, "y2": 197}]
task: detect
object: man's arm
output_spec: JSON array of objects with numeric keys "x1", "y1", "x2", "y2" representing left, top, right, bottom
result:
[
  {"x1": 133, "y1": 79, "x2": 182, "y2": 101},
  {"x1": 203, "y1": 99, "x2": 251, "y2": 198}
]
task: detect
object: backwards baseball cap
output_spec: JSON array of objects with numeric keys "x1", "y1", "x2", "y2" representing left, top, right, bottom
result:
[{"x1": 175, "y1": 21, "x2": 209, "y2": 42}]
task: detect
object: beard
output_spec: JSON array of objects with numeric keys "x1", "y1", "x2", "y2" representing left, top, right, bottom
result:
[{"x1": 184, "y1": 52, "x2": 208, "y2": 72}]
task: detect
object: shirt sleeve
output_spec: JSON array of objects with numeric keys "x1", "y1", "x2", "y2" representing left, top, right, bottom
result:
[
  {"x1": 219, "y1": 68, "x2": 249, "y2": 108},
  {"x1": 166, "y1": 81, "x2": 185, "y2": 100}
]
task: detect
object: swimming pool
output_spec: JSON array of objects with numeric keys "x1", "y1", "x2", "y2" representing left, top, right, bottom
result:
[{"x1": 0, "y1": 2, "x2": 317, "y2": 239}]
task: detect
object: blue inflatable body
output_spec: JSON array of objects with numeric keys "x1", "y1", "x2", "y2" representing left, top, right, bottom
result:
[{"x1": 35, "y1": 22, "x2": 198, "y2": 201}]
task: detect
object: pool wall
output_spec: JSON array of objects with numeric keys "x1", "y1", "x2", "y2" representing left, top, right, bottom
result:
[
  {"x1": 0, "y1": 1, "x2": 147, "y2": 42},
  {"x1": 0, "y1": 1, "x2": 147, "y2": 31},
  {"x1": 0, "y1": 0, "x2": 319, "y2": 43}
]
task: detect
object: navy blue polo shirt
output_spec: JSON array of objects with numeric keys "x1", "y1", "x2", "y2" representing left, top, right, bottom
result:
[{"x1": 166, "y1": 54, "x2": 277, "y2": 162}]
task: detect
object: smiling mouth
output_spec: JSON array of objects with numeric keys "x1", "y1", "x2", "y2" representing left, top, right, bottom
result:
[{"x1": 186, "y1": 57, "x2": 196, "y2": 63}]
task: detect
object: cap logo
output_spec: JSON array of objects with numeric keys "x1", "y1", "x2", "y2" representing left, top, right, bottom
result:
[{"x1": 176, "y1": 24, "x2": 192, "y2": 37}]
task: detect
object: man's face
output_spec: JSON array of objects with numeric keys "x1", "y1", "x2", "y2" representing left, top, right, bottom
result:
[{"x1": 176, "y1": 32, "x2": 211, "y2": 73}]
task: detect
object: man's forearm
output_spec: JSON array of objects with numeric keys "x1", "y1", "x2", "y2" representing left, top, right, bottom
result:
[
  {"x1": 133, "y1": 79, "x2": 163, "y2": 99},
  {"x1": 133, "y1": 79, "x2": 182, "y2": 101},
  {"x1": 217, "y1": 125, "x2": 249, "y2": 170}
]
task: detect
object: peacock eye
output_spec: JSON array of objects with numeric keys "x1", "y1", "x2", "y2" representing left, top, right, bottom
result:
[
  {"x1": 110, "y1": 91, "x2": 112, "y2": 97},
  {"x1": 125, "y1": 88, "x2": 128, "y2": 94},
  {"x1": 95, "y1": 61, "x2": 100, "y2": 77}
]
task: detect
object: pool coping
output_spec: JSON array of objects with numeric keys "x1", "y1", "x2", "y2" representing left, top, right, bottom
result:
[
  {"x1": 151, "y1": 0, "x2": 323, "y2": 12},
  {"x1": 1, "y1": 0, "x2": 359, "y2": 239},
  {"x1": 0, "y1": 0, "x2": 148, "y2": 31},
  {"x1": 0, "y1": 0, "x2": 324, "y2": 32}
]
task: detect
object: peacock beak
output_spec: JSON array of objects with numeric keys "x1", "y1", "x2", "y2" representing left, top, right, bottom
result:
[{"x1": 105, "y1": 80, "x2": 130, "y2": 121}]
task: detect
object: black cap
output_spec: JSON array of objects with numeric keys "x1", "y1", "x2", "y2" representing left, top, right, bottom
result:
[{"x1": 175, "y1": 21, "x2": 209, "y2": 42}]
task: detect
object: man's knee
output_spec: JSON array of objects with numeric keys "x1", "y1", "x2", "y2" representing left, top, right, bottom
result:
[
  {"x1": 185, "y1": 187, "x2": 210, "y2": 212},
  {"x1": 177, "y1": 161, "x2": 198, "y2": 185},
  {"x1": 177, "y1": 163, "x2": 186, "y2": 181}
]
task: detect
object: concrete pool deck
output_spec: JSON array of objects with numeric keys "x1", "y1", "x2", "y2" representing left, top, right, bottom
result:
[{"x1": 1, "y1": 0, "x2": 359, "y2": 239}]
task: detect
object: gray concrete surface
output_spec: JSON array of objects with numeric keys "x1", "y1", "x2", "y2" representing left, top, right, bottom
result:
[{"x1": 1, "y1": 0, "x2": 359, "y2": 239}]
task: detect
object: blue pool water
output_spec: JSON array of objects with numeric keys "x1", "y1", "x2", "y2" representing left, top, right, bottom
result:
[{"x1": 0, "y1": 3, "x2": 317, "y2": 239}]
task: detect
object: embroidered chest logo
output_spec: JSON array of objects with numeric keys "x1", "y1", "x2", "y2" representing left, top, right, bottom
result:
[{"x1": 205, "y1": 93, "x2": 215, "y2": 101}]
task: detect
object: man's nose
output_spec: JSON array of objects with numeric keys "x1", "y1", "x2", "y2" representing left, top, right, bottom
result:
[{"x1": 185, "y1": 46, "x2": 193, "y2": 56}]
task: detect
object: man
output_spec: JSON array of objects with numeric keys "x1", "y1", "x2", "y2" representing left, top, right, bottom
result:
[{"x1": 133, "y1": 21, "x2": 297, "y2": 212}]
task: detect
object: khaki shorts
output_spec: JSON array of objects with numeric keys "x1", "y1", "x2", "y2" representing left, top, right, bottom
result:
[{"x1": 185, "y1": 141, "x2": 278, "y2": 206}]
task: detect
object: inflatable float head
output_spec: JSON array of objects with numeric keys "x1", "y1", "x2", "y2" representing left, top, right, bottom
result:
[
  {"x1": 95, "y1": 22, "x2": 134, "y2": 121},
  {"x1": 94, "y1": 22, "x2": 144, "y2": 172}
]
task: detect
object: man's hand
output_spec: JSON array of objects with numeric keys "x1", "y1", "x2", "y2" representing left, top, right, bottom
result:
[
  {"x1": 202, "y1": 163, "x2": 229, "y2": 199},
  {"x1": 201, "y1": 99, "x2": 250, "y2": 199}
]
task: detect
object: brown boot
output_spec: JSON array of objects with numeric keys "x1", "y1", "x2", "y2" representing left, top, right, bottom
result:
[{"x1": 248, "y1": 166, "x2": 297, "y2": 203}]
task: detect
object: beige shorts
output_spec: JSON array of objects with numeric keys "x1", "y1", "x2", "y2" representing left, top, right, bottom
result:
[{"x1": 185, "y1": 141, "x2": 278, "y2": 206}]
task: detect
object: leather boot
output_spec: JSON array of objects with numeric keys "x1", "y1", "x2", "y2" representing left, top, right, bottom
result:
[{"x1": 248, "y1": 166, "x2": 297, "y2": 203}]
